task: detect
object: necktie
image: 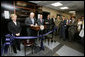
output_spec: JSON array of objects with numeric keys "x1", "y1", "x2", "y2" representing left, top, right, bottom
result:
[{"x1": 40, "y1": 19, "x2": 42, "y2": 23}]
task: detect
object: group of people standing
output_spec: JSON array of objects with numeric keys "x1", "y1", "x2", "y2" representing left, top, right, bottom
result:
[
  {"x1": 7, "y1": 12, "x2": 84, "y2": 54},
  {"x1": 53, "y1": 15, "x2": 84, "y2": 42},
  {"x1": 7, "y1": 12, "x2": 54, "y2": 53}
]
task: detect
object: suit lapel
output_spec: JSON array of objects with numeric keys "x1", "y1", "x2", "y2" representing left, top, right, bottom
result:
[
  {"x1": 30, "y1": 18, "x2": 35, "y2": 24},
  {"x1": 12, "y1": 21, "x2": 18, "y2": 27},
  {"x1": 39, "y1": 19, "x2": 42, "y2": 24},
  {"x1": 11, "y1": 21, "x2": 16, "y2": 29},
  {"x1": 29, "y1": 18, "x2": 32, "y2": 24}
]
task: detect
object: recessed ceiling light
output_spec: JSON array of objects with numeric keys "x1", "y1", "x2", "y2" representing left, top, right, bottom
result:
[
  {"x1": 69, "y1": 11, "x2": 75, "y2": 13},
  {"x1": 69, "y1": 11, "x2": 76, "y2": 14},
  {"x1": 51, "y1": 2, "x2": 63, "y2": 7},
  {"x1": 60, "y1": 7, "x2": 69, "y2": 9},
  {"x1": 29, "y1": 1, "x2": 41, "y2": 3}
]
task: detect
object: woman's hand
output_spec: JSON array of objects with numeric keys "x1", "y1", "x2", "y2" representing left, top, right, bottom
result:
[{"x1": 16, "y1": 33, "x2": 20, "y2": 36}]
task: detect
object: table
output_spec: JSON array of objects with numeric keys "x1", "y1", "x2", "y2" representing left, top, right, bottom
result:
[
  {"x1": 30, "y1": 25, "x2": 47, "y2": 31},
  {"x1": 30, "y1": 25, "x2": 47, "y2": 50}
]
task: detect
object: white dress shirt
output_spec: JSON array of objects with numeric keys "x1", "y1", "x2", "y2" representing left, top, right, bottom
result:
[
  {"x1": 13, "y1": 21, "x2": 17, "y2": 26},
  {"x1": 31, "y1": 18, "x2": 34, "y2": 24}
]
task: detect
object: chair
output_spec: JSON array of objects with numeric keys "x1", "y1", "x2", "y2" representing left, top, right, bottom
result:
[{"x1": 23, "y1": 39, "x2": 34, "y2": 56}]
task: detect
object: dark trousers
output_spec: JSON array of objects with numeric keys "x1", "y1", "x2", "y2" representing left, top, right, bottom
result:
[
  {"x1": 12, "y1": 39, "x2": 21, "y2": 53},
  {"x1": 60, "y1": 26, "x2": 66, "y2": 40},
  {"x1": 68, "y1": 31, "x2": 74, "y2": 41},
  {"x1": 39, "y1": 30, "x2": 44, "y2": 39},
  {"x1": 39, "y1": 30, "x2": 43, "y2": 35},
  {"x1": 28, "y1": 29, "x2": 38, "y2": 44}
]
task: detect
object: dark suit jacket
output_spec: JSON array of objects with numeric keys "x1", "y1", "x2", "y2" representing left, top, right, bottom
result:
[
  {"x1": 51, "y1": 18, "x2": 55, "y2": 25},
  {"x1": 8, "y1": 21, "x2": 21, "y2": 35},
  {"x1": 50, "y1": 18, "x2": 55, "y2": 29},
  {"x1": 37, "y1": 19, "x2": 44, "y2": 26},
  {"x1": 44, "y1": 18, "x2": 51, "y2": 29},
  {"x1": 25, "y1": 17, "x2": 37, "y2": 36}
]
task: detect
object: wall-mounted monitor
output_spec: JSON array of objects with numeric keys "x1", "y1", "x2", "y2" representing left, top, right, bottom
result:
[{"x1": 4, "y1": 11, "x2": 10, "y2": 19}]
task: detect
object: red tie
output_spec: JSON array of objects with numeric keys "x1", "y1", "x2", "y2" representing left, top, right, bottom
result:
[{"x1": 41, "y1": 19, "x2": 42, "y2": 23}]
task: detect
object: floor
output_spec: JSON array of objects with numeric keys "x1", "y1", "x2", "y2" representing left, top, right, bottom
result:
[{"x1": 2, "y1": 35, "x2": 84, "y2": 56}]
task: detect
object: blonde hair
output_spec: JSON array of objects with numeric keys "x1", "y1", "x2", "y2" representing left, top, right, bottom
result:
[{"x1": 10, "y1": 14, "x2": 17, "y2": 18}]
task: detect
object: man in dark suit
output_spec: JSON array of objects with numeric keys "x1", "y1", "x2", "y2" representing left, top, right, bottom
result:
[
  {"x1": 44, "y1": 14, "x2": 51, "y2": 33},
  {"x1": 37, "y1": 14, "x2": 45, "y2": 50},
  {"x1": 37, "y1": 14, "x2": 44, "y2": 35},
  {"x1": 44, "y1": 14, "x2": 52, "y2": 43},
  {"x1": 60, "y1": 16, "x2": 67, "y2": 41},
  {"x1": 37, "y1": 14, "x2": 44, "y2": 26},
  {"x1": 8, "y1": 14, "x2": 21, "y2": 53}
]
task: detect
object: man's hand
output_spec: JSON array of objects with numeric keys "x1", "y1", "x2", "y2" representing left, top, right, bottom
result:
[
  {"x1": 35, "y1": 23, "x2": 38, "y2": 27},
  {"x1": 30, "y1": 24, "x2": 34, "y2": 26},
  {"x1": 40, "y1": 25, "x2": 44, "y2": 30}
]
